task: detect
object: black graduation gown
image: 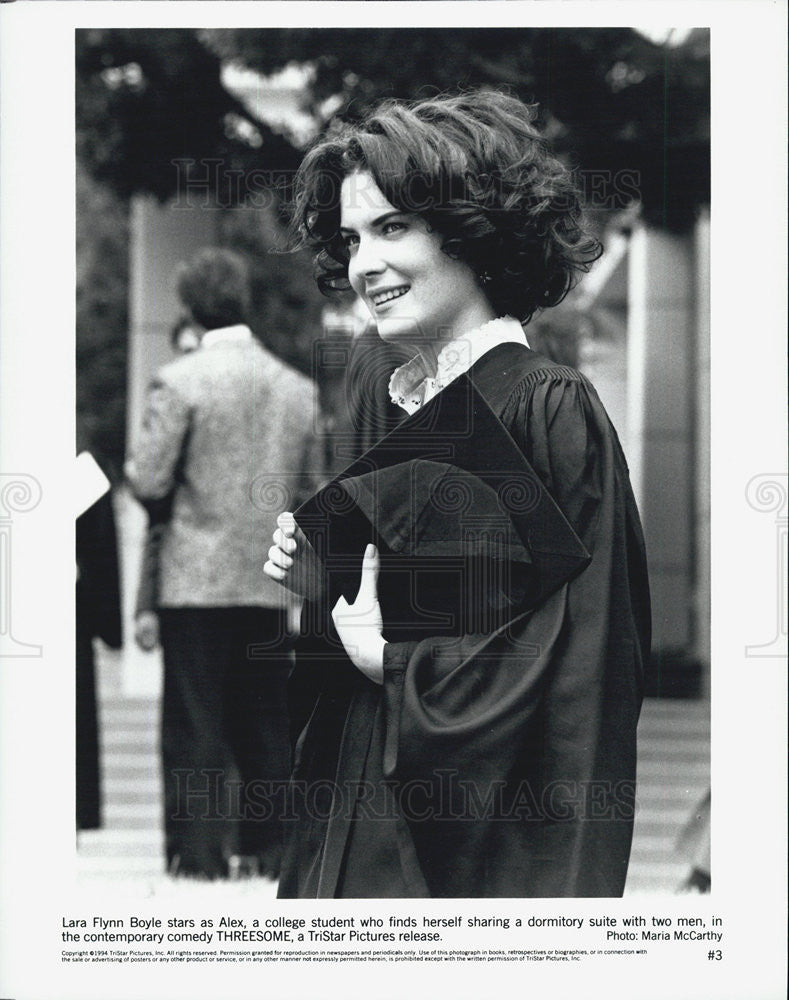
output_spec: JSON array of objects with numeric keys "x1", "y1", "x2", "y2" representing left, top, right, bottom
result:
[
  {"x1": 344, "y1": 326, "x2": 412, "y2": 463},
  {"x1": 278, "y1": 343, "x2": 650, "y2": 898}
]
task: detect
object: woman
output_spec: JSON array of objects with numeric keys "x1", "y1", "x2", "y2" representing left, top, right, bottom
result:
[{"x1": 265, "y1": 90, "x2": 650, "y2": 898}]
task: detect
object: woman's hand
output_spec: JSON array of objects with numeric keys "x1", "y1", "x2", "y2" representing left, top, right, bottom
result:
[
  {"x1": 264, "y1": 512, "x2": 324, "y2": 601},
  {"x1": 332, "y1": 543, "x2": 386, "y2": 684},
  {"x1": 134, "y1": 610, "x2": 160, "y2": 652}
]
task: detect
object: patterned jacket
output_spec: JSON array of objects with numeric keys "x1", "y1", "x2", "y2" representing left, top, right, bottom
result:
[{"x1": 126, "y1": 328, "x2": 323, "y2": 607}]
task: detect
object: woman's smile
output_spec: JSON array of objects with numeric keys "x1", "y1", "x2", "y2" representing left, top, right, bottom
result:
[{"x1": 369, "y1": 284, "x2": 411, "y2": 309}]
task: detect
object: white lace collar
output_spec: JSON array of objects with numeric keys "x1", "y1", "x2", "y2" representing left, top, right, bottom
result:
[{"x1": 388, "y1": 316, "x2": 528, "y2": 414}]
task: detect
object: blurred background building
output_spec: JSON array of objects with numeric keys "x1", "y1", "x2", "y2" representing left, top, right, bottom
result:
[{"x1": 75, "y1": 27, "x2": 710, "y2": 893}]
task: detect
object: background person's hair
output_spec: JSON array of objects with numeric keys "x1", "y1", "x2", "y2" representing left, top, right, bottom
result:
[
  {"x1": 175, "y1": 247, "x2": 251, "y2": 331},
  {"x1": 292, "y1": 89, "x2": 602, "y2": 325}
]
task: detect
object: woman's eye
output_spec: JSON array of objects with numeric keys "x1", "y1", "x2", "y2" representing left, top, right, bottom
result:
[
  {"x1": 341, "y1": 233, "x2": 359, "y2": 252},
  {"x1": 382, "y1": 221, "x2": 406, "y2": 235}
]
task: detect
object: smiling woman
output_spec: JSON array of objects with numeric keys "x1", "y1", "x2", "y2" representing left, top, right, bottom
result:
[
  {"x1": 338, "y1": 173, "x2": 496, "y2": 355},
  {"x1": 265, "y1": 90, "x2": 651, "y2": 899}
]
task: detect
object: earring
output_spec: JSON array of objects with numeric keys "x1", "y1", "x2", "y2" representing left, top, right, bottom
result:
[{"x1": 479, "y1": 271, "x2": 492, "y2": 285}]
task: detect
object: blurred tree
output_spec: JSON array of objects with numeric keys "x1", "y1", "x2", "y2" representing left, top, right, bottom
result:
[
  {"x1": 76, "y1": 28, "x2": 301, "y2": 203},
  {"x1": 76, "y1": 165, "x2": 129, "y2": 479},
  {"x1": 205, "y1": 27, "x2": 710, "y2": 232},
  {"x1": 77, "y1": 27, "x2": 709, "y2": 230}
]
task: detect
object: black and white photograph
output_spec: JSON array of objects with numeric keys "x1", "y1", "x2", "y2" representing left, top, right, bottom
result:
[
  {"x1": 0, "y1": 3, "x2": 786, "y2": 999},
  {"x1": 74, "y1": 20, "x2": 708, "y2": 897}
]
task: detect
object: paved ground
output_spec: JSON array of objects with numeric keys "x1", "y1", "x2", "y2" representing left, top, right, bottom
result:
[{"x1": 77, "y1": 644, "x2": 710, "y2": 899}]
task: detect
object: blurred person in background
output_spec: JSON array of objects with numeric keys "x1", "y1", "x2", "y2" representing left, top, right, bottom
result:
[
  {"x1": 126, "y1": 247, "x2": 322, "y2": 880},
  {"x1": 133, "y1": 315, "x2": 204, "y2": 653},
  {"x1": 76, "y1": 442, "x2": 123, "y2": 832}
]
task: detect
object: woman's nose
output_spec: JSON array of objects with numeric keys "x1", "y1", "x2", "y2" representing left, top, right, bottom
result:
[{"x1": 349, "y1": 238, "x2": 385, "y2": 285}]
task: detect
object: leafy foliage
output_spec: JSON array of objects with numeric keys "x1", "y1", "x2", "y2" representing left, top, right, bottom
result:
[
  {"x1": 76, "y1": 28, "x2": 301, "y2": 203},
  {"x1": 78, "y1": 27, "x2": 709, "y2": 229},
  {"x1": 206, "y1": 27, "x2": 709, "y2": 231},
  {"x1": 76, "y1": 166, "x2": 129, "y2": 478}
]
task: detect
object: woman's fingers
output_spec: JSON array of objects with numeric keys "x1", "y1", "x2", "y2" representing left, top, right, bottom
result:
[
  {"x1": 277, "y1": 511, "x2": 296, "y2": 537},
  {"x1": 330, "y1": 548, "x2": 385, "y2": 684},
  {"x1": 356, "y1": 543, "x2": 380, "y2": 605},
  {"x1": 273, "y1": 526, "x2": 297, "y2": 554},
  {"x1": 264, "y1": 514, "x2": 301, "y2": 586},
  {"x1": 263, "y1": 558, "x2": 286, "y2": 581},
  {"x1": 267, "y1": 542, "x2": 292, "y2": 570},
  {"x1": 266, "y1": 512, "x2": 323, "y2": 600}
]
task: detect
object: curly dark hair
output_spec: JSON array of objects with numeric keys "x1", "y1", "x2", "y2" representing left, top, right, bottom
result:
[
  {"x1": 291, "y1": 90, "x2": 602, "y2": 325},
  {"x1": 175, "y1": 247, "x2": 251, "y2": 331}
]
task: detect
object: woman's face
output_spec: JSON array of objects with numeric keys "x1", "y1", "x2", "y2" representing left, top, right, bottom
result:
[{"x1": 339, "y1": 171, "x2": 494, "y2": 347}]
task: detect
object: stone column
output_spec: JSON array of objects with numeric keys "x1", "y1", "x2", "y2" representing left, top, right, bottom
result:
[
  {"x1": 627, "y1": 223, "x2": 696, "y2": 673},
  {"x1": 693, "y1": 209, "x2": 711, "y2": 697}
]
